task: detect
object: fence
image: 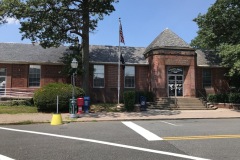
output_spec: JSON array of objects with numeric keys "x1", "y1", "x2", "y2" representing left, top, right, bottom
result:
[{"x1": 0, "y1": 88, "x2": 35, "y2": 100}]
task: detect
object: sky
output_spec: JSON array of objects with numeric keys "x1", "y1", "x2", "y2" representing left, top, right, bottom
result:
[{"x1": 0, "y1": 0, "x2": 216, "y2": 47}]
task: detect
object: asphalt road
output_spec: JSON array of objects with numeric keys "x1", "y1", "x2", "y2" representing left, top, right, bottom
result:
[{"x1": 0, "y1": 119, "x2": 240, "y2": 160}]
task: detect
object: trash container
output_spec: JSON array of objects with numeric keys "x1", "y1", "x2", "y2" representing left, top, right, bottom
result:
[
  {"x1": 140, "y1": 96, "x2": 146, "y2": 111},
  {"x1": 83, "y1": 96, "x2": 90, "y2": 113},
  {"x1": 69, "y1": 98, "x2": 78, "y2": 118}
]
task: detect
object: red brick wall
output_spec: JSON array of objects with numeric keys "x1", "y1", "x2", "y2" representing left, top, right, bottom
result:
[
  {"x1": 196, "y1": 67, "x2": 229, "y2": 96},
  {"x1": 41, "y1": 65, "x2": 67, "y2": 85},
  {"x1": 89, "y1": 64, "x2": 149, "y2": 103},
  {"x1": 0, "y1": 63, "x2": 68, "y2": 90},
  {"x1": 148, "y1": 49, "x2": 196, "y2": 98}
]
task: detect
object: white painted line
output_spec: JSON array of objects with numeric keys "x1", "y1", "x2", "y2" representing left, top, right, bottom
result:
[
  {"x1": 122, "y1": 121, "x2": 163, "y2": 141},
  {"x1": 160, "y1": 121, "x2": 181, "y2": 126},
  {"x1": 0, "y1": 154, "x2": 15, "y2": 160},
  {"x1": 0, "y1": 127, "x2": 210, "y2": 160}
]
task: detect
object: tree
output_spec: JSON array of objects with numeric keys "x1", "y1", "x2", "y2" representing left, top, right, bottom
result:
[
  {"x1": 191, "y1": 0, "x2": 240, "y2": 82},
  {"x1": 0, "y1": 0, "x2": 118, "y2": 95},
  {"x1": 191, "y1": 0, "x2": 240, "y2": 49}
]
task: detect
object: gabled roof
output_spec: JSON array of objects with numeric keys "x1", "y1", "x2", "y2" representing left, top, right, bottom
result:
[
  {"x1": 144, "y1": 28, "x2": 192, "y2": 55},
  {"x1": 0, "y1": 43, "x2": 148, "y2": 65}
]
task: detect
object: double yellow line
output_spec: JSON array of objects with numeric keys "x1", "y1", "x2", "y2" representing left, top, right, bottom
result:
[{"x1": 163, "y1": 134, "x2": 240, "y2": 141}]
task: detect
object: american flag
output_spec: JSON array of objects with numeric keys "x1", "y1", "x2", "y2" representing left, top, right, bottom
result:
[{"x1": 119, "y1": 21, "x2": 125, "y2": 44}]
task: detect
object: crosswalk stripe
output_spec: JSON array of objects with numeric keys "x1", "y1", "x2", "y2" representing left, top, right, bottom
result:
[{"x1": 122, "y1": 121, "x2": 163, "y2": 141}]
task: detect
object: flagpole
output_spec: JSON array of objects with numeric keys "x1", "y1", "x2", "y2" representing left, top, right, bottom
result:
[{"x1": 118, "y1": 18, "x2": 121, "y2": 105}]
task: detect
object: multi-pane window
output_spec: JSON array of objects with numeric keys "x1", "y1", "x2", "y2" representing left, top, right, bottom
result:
[
  {"x1": 93, "y1": 65, "x2": 104, "y2": 88},
  {"x1": 125, "y1": 66, "x2": 135, "y2": 88},
  {"x1": 202, "y1": 69, "x2": 212, "y2": 87},
  {"x1": 29, "y1": 65, "x2": 41, "y2": 87}
]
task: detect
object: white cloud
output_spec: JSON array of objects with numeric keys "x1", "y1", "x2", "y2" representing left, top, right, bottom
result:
[{"x1": 5, "y1": 17, "x2": 20, "y2": 25}]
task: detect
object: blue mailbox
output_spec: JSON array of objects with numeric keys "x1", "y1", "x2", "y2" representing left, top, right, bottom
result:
[
  {"x1": 140, "y1": 96, "x2": 147, "y2": 111},
  {"x1": 83, "y1": 96, "x2": 90, "y2": 113}
]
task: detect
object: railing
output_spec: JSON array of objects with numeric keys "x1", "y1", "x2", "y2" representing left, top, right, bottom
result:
[
  {"x1": 0, "y1": 88, "x2": 35, "y2": 100},
  {"x1": 197, "y1": 89, "x2": 210, "y2": 108}
]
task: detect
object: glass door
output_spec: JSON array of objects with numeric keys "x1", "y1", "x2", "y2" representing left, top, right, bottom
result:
[
  {"x1": 0, "y1": 68, "x2": 6, "y2": 95},
  {"x1": 168, "y1": 67, "x2": 183, "y2": 97}
]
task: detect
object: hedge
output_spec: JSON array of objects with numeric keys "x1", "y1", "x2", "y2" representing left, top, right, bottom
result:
[
  {"x1": 207, "y1": 93, "x2": 240, "y2": 103},
  {"x1": 33, "y1": 83, "x2": 85, "y2": 112}
]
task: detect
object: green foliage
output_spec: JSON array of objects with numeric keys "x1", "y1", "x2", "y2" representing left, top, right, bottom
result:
[
  {"x1": 191, "y1": 0, "x2": 240, "y2": 79},
  {"x1": 0, "y1": 106, "x2": 38, "y2": 114},
  {"x1": 229, "y1": 93, "x2": 240, "y2": 103},
  {"x1": 0, "y1": 0, "x2": 118, "y2": 48},
  {"x1": 207, "y1": 93, "x2": 240, "y2": 103},
  {"x1": 218, "y1": 44, "x2": 240, "y2": 76},
  {"x1": 123, "y1": 91, "x2": 136, "y2": 112},
  {"x1": 191, "y1": 0, "x2": 240, "y2": 49},
  {"x1": 33, "y1": 83, "x2": 85, "y2": 112},
  {"x1": 207, "y1": 94, "x2": 218, "y2": 103},
  {"x1": 60, "y1": 46, "x2": 83, "y2": 76}
]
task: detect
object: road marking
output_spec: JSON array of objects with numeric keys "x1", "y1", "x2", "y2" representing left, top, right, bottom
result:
[
  {"x1": 0, "y1": 127, "x2": 210, "y2": 160},
  {"x1": 160, "y1": 121, "x2": 181, "y2": 126},
  {"x1": 0, "y1": 154, "x2": 15, "y2": 160},
  {"x1": 122, "y1": 121, "x2": 163, "y2": 141},
  {"x1": 163, "y1": 135, "x2": 240, "y2": 141}
]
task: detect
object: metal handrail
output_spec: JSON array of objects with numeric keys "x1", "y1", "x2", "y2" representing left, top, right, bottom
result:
[{"x1": 197, "y1": 89, "x2": 209, "y2": 108}]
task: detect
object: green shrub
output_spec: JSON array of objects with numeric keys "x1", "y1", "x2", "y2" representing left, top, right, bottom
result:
[
  {"x1": 217, "y1": 93, "x2": 229, "y2": 103},
  {"x1": 33, "y1": 83, "x2": 85, "y2": 112},
  {"x1": 207, "y1": 94, "x2": 217, "y2": 103},
  {"x1": 123, "y1": 91, "x2": 136, "y2": 112},
  {"x1": 229, "y1": 93, "x2": 240, "y2": 103}
]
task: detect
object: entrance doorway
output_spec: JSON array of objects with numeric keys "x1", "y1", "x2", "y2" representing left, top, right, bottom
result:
[
  {"x1": 168, "y1": 67, "x2": 183, "y2": 97},
  {"x1": 0, "y1": 68, "x2": 6, "y2": 95}
]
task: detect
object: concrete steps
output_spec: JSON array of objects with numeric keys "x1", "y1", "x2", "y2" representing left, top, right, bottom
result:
[{"x1": 147, "y1": 97, "x2": 216, "y2": 110}]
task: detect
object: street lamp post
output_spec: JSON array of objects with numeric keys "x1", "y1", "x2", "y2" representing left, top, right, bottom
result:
[{"x1": 70, "y1": 58, "x2": 78, "y2": 118}]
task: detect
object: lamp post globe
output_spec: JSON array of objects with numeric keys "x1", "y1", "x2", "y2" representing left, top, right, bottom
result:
[{"x1": 71, "y1": 58, "x2": 78, "y2": 69}]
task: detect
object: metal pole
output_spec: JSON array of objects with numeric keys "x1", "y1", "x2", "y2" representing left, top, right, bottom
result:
[{"x1": 117, "y1": 19, "x2": 121, "y2": 105}]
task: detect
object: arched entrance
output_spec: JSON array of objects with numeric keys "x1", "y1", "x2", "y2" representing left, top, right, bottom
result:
[{"x1": 168, "y1": 67, "x2": 183, "y2": 97}]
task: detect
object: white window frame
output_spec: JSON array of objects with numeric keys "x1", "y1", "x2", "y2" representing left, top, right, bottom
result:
[
  {"x1": 93, "y1": 65, "x2": 105, "y2": 88},
  {"x1": 124, "y1": 66, "x2": 135, "y2": 88},
  {"x1": 29, "y1": 65, "x2": 41, "y2": 87}
]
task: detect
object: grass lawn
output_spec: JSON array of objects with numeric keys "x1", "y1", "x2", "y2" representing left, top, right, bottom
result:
[
  {"x1": 0, "y1": 105, "x2": 38, "y2": 114},
  {"x1": 0, "y1": 103, "x2": 123, "y2": 114}
]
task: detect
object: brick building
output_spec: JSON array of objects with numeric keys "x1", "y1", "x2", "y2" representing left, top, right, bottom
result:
[{"x1": 0, "y1": 29, "x2": 229, "y2": 102}]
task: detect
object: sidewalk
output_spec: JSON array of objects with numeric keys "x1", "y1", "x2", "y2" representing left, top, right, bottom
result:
[{"x1": 0, "y1": 108, "x2": 239, "y2": 125}]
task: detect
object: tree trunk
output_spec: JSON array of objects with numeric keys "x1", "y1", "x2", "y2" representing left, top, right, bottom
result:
[{"x1": 82, "y1": 0, "x2": 90, "y2": 96}]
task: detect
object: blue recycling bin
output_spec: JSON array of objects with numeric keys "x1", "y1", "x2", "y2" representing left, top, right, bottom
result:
[
  {"x1": 83, "y1": 96, "x2": 90, "y2": 113},
  {"x1": 140, "y1": 96, "x2": 147, "y2": 111}
]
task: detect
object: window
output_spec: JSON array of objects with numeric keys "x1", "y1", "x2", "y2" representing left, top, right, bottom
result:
[
  {"x1": 29, "y1": 65, "x2": 41, "y2": 87},
  {"x1": 125, "y1": 66, "x2": 135, "y2": 88},
  {"x1": 202, "y1": 69, "x2": 211, "y2": 87},
  {"x1": 93, "y1": 65, "x2": 104, "y2": 88}
]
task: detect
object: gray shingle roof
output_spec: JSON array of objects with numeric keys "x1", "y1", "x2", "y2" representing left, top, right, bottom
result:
[
  {"x1": 0, "y1": 43, "x2": 148, "y2": 65},
  {"x1": 196, "y1": 50, "x2": 222, "y2": 67},
  {"x1": 89, "y1": 45, "x2": 147, "y2": 64},
  {"x1": 0, "y1": 43, "x2": 68, "y2": 64},
  {"x1": 144, "y1": 28, "x2": 192, "y2": 55}
]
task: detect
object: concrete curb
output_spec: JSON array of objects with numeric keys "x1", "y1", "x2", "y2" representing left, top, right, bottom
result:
[{"x1": 0, "y1": 109, "x2": 239, "y2": 125}]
